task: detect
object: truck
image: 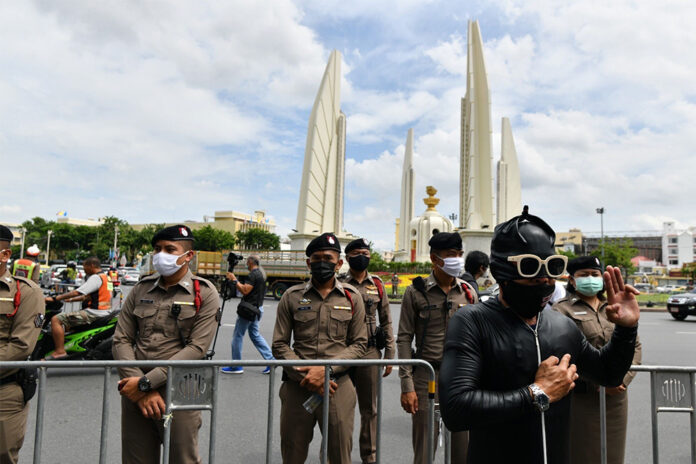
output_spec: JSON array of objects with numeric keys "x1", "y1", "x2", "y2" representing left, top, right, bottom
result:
[{"x1": 138, "y1": 250, "x2": 311, "y2": 299}]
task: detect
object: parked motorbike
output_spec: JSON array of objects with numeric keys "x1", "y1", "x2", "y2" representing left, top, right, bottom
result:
[{"x1": 31, "y1": 295, "x2": 120, "y2": 360}]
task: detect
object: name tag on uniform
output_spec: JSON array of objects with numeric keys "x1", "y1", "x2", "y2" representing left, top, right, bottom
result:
[
  {"x1": 297, "y1": 306, "x2": 312, "y2": 311},
  {"x1": 0, "y1": 297, "x2": 13, "y2": 302},
  {"x1": 366, "y1": 290, "x2": 379, "y2": 295},
  {"x1": 574, "y1": 311, "x2": 587, "y2": 315},
  {"x1": 173, "y1": 301, "x2": 194, "y2": 306},
  {"x1": 333, "y1": 306, "x2": 351, "y2": 311},
  {"x1": 139, "y1": 299, "x2": 154, "y2": 304},
  {"x1": 457, "y1": 304, "x2": 467, "y2": 308}
]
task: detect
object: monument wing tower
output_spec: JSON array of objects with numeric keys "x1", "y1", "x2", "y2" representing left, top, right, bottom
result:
[
  {"x1": 291, "y1": 50, "x2": 348, "y2": 249},
  {"x1": 398, "y1": 128, "x2": 415, "y2": 252},
  {"x1": 460, "y1": 20, "x2": 494, "y2": 230},
  {"x1": 496, "y1": 117, "x2": 522, "y2": 223}
]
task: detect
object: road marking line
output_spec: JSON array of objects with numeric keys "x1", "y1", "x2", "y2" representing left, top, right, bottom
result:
[{"x1": 675, "y1": 331, "x2": 696, "y2": 335}]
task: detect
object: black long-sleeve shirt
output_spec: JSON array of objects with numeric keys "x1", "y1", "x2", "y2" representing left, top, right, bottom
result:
[{"x1": 438, "y1": 297, "x2": 637, "y2": 464}]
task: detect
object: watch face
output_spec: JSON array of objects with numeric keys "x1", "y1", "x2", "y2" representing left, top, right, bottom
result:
[{"x1": 138, "y1": 377, "x2": 151, "y2": 392}]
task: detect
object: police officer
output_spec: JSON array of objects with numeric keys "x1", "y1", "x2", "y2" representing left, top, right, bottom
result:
[
  {"x1": 12, "y1": 244, "x2": 41, "y2": 284},
  {"x1": 553, "y1": 256, "x2": 642, "y2": 464},
  {"x1": 339, "y1": 238, "x2": 395, "y2": 464},
  {"x1": 0, "y1": 225, "x2": 45, "y2": 463},
  {"x1": 113, "y1": 225, "x2": 220, "y2": 464},
  {"x1": 397, "y1": 232, "x2": 477, "y2": 464},
  {"x1": 272, "y1": 233, "x2": 368, "y2": 464}
]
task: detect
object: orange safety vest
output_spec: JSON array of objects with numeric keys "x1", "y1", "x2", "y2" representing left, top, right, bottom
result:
[
  {"x1": 12, "y1": 259, "x2": 37, "y2": 280},
  {"x1": 82, "y1": 274, "x2": 113, "y2": 310}
]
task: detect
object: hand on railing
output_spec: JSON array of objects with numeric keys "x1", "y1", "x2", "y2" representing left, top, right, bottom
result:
[
  {"x1": 137, "y1": 391, "x2": 166, "y2": 420},
  {"x1": 296, "y1": 366, "x2": 338, "y2": 395}
]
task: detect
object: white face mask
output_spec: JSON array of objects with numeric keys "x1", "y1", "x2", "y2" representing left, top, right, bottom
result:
[
  {"x1": 437, "y1": 256, "x2": 464, "y2": 278},
  {"x1": 152, "y1": 251, "x2": 188, "y2": 277}
]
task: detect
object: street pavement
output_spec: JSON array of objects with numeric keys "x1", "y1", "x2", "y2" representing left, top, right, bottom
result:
[{"x1": 19, "y1": 287, "x2": 696, "y2": 463}]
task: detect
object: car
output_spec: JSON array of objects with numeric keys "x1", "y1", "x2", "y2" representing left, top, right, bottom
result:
[
  {"x1": 120, "y1": 271, "x2": 140, "y2": 285},
  {"x1": 633, "y1": 283, "x2": 655, "y2": 293},
  {"x1": 117, "y1": 266, "x2": 136, "y2": 278},
  {"x1": 657, "y1": 285, "x2": 685, "y2": 293},
  {"x1": 41, "y1": 265, "x2": 85, "y2": 289},
  {"x1": 666, "y1": 292, "x2": 696, "y2": 320}
]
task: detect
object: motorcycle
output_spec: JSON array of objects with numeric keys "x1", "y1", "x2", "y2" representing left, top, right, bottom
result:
[{"x1": 31, "y1": 296, "x2": 120, "y2": 360}]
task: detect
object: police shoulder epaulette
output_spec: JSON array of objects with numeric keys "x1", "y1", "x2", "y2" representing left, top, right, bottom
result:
[
  {"x1": 12, "y1": 275, "x2": 38, "y2": 289},
  {"x1": 285, "y1": 283, "x2": 306, "y2": 294},
  {"x1": 371, "y1": 274, "x2": 382, "y2": 282},
  {"x1": 337, "y1": 272, "x2": 349, "y2": 280},
  {"x1": 191, "y1": 275, "x2": 213, "y2": 288},
  {"x1": 341, "y1": 282, "x2": 359, "y2": 295}
]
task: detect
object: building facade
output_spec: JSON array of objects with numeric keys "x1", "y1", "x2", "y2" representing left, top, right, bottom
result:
[
  {"x1": 662, "y1": 222, "x2": 696, "y2": 270},
  {"x1": 132, "y1": 210, "x2": 276, "y2": 235}
]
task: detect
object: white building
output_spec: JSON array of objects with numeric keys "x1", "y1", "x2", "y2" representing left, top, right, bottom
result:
[
  {"x1": 408, "y1": 186, "x2": 454, "y2": 262},
  {"x1": 662, "y1": 222, "x2": 696, "y2": 269}
]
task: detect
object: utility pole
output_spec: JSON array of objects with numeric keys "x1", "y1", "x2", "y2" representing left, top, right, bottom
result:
[
  {"x1": 46, "y1": 230, "x2": 53, "y2": 266},
  {"x1": 19, "y1": 228, "x2": 26, "y2": 258},
  {"x1": 596, "y1": 207, "x2": 605, "y2": 261},
  {"x1": 113, "y1": 225, "x2": 119, "y2": 266}
]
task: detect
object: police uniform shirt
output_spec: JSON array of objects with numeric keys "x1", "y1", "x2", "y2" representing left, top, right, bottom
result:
[
  {"x1": 0, "y1": 270, "x2": 44, "y2": 377},
  {"x1": 112, "y1": 270, "x2": 220, "y2": 388},
  {"x1": 397, "y1": 273, "x2": 477, "y2": 393},
  {"x1": 338, "y1": 273, "x2": 395, "y2": 360},
  {"x1": 272, "y1": 279, "x2": 368, "y2": 382}
]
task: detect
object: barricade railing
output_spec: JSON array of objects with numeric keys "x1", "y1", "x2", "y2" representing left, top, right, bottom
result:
[
  {"x1": 0, "y1": 359, "x2": 436, "y2": 464},
  {"x1": 598, "y1": 365, "x2": 696, "y2": 464}
]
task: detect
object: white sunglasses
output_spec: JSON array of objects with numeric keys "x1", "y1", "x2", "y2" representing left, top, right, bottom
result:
[{"x1": 507, "y1": 254, "x2": 568, "y2": 278}]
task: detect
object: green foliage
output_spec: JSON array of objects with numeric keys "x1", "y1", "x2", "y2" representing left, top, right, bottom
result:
[
  {"x1": 681, "y1": 262, "x2": 696, "y2": 282},
  {"x1": 590, "y1": 238, "x2": 638, "y2": 275},
  {"x1": 558, "y1": 249, "x2": 577, "y2": 260},
  {"x1": 195, "y1": 226, "x2": 236, "y2": 251},
  {"x1": 366, "y1": 251, "x2": 432, "y2": 273},
  {"x1": 234, "y1": 228, "x2": 280, "y2": 250}
]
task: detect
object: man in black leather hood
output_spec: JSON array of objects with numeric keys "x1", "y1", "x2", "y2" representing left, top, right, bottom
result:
[{"x1": 438, "y1": 206, "x2": 639, "y2": 464}]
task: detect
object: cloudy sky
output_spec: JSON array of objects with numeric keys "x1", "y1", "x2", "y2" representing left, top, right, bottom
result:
[{"x1": 2, "y1": 0, "x2": 695, "y2": 250}]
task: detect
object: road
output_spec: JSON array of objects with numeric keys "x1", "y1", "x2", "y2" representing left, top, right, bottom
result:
[{"x1": 18, "y1": 287, "x2": 696, "y2": 463}]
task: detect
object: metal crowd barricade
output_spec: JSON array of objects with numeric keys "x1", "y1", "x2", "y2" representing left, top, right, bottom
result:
[
  {"x1": 0, "y1": 358, "x2": 436, "y2": 464},
  {"x1": 597, "y1": 365, "x2": 696, "y2": 464}
]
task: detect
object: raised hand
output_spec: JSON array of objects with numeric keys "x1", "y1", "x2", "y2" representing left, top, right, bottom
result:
[{"x1": 603, "y1": 266, "x2": 640, "y2": 328}]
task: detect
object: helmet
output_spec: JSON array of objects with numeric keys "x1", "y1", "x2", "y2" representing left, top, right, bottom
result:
[
  {"x1": 26, "y1": 244, "x2": 40, "y2": 257},
  {"x1": 67, "y1": 261, "x2": 77, "y2": 269},
  {"x1": 490, "y1": 206, "x2": 557, "y2": 282}
]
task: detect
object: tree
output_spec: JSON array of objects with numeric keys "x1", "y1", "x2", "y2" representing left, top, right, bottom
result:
[
  {"x1": 234, "y1": 229, "x2": 280, "y2": 250},
  {"x1": 558, "y1": 249, "x2": 577, "y2": 260},
  {"x1": 681, "y1": 262, "x2": 696, "y2": 284},
  {"x1": 590, "y1": 238, "x2": 638, "y2": 274},
  {"x1": 195, "y1": 226, "x2": 236, "y2": 251}
]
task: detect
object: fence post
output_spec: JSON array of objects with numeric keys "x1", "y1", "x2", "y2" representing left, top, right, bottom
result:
[
  {"x1": 321, "y1": 367, "x2": 330, "y2": 464},
  {"x1": 209, "y1": 367, "x2": 219, "y2": 464},
  {"x1": 162, "y1": 366, "x2": 174, "y2": 464},
  {"x1": 265, "y1": 367, "x2": 276, "y2": 464},
  {"x1": 98, "y1": 367, "x2": 111, "y2": 464},
  {"x1": 376, "y1": 371, "x2": 383, "y2": 464},
  {"x1": 690, "y1": 372, "x2": 696, "y2": 464},
  {"x1": 427, "y1": 364, "x2": 436, "y2": 464},
  {"x1": 599, "y1": 386, "x2": 607, "y2": 464},
  {"x1": 32, "y1": 366, "x2": 47, "y2": 464},
  {"x1": 650, "y1": 371, "x2": 659, "y2": 464}
]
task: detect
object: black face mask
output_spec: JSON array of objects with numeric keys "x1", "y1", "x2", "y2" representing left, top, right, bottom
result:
[
  {"x1": 348, "y1": 255, "x2": 370, "y2": 272},
  {"x1": 310, "y1": 261, "x2": 337, "y2": 284},
  {"x1": 501, "y1": 280, "x2": 555, "y2": 319}
]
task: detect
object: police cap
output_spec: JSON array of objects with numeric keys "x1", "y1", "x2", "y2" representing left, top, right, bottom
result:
[
  {"x1": 428, "y1": 232, "x2": 462, "y2": 251},
  {"x1": 567, "y1": 256, "x2": 602, "y2": 276},
  {"x1": 306, "y1": 232, "x2": 341, "y2": 257},
  {"x1": 151, "y1": 225, "x2": 196, "y2": 246},
  {"x1": 0, "y1": 225, "x2": 13, "y2": 244},
  {"x1": 345, "y1": 238, "x2": 370, "y2": 254}
]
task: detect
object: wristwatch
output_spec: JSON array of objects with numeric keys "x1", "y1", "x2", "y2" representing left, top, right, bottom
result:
[
  {"x1": 529, "y1": 383, "x2": 549, "y2": 412},
  {"x1": 138, "y1": 376, "x2": 152, "y2": 393}
]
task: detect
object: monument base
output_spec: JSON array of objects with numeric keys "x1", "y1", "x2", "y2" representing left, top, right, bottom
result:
[
  {"x1": 457, "y1": 228, "x2": 494, "y2": 256},
  {"x1": 393, "y1": 250, "x2": 411, "y2": 263}
]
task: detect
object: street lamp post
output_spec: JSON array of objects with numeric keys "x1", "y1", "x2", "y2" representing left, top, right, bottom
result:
[
  {"x1": 19, "y1": 228, "x2": 26, "y2": 258},
  {"x1": 596, "y1": 208, "x2": 605, "y2": 261},
  {"x1": 45, "y1": 230, "x2": 53, "y2": 266},
  {"x1": 113, "y1": 225, "x2": 119, "y2": 266}
]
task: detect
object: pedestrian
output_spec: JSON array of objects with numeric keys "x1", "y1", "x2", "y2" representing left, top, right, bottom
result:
[
  {"x1": 339, "y1": 238, "x2": 396, "y2": 464},
  {"x1": 553, "y1": 256, "x2": 642, "y2": 464},
  {"x1": 272, "y1": 232, "x2": 367, "y2": 464},
  {"x1": 438, "y1": 206, "x2": 639, "y2": 464},
  {"x1": 11, "y1": 244, "x2": 41, "y2": 284},
  {"x1": 222, "y1": 254, "x2": 274, "y2": 375},
  {"x1": 44, "y1": 256, "x2": 113, "y2": 359},
  {"x1": 397, "y1": 231, "x2": 477, "y2": 464},
  {"x1": 0, "y1": 225, "x2": 45, "y2": 464},
  {"x1": 460, "y1": 250, "x2": 489, "y2": 297},
  {"x1": 391, "y1": 272, "x2": 400, "y2": 297},
  {"x1": 112, "y1": 225, "x2": 219, "y2": 464}
]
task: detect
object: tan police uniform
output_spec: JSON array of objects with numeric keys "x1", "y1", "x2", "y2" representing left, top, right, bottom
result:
[
  {"x1": 553, "y1": 294, "x2": 642, "y2": 464},
  {"x1": 272, "y1": 279, "x2": 368, "y2": 464},
  {"x1": 0, "y1": 271, "x2": 44, "y2": 464},
  {"x1": 339, "y1": 272, "x2": 395, "y2": 464},
  {"x1": 112, "y1": 270, "x2": 220, "y2": 464},
  {"x1": 397, "y1": 273, "x2": 477, "y2": 464}
]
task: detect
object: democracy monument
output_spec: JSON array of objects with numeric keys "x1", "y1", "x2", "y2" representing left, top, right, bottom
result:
[{"x1": 290, "y1": 20, "x2": 521, "y2": 260}]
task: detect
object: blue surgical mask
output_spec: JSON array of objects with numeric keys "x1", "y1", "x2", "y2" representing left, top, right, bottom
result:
[{"x1": 575, "y1": 276, "x2": 604, "y2": 296}]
